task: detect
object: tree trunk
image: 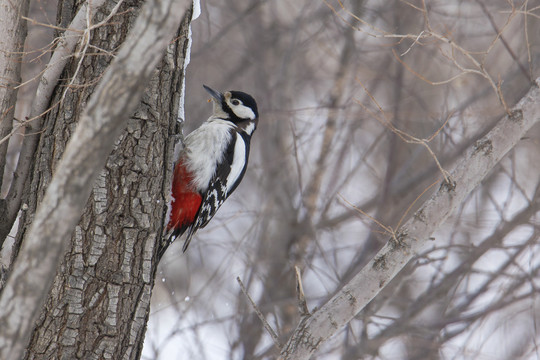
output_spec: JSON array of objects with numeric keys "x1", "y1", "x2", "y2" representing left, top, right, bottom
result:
[{"x1": 1, "y1": 0, "x2": 191, "y2": 358}]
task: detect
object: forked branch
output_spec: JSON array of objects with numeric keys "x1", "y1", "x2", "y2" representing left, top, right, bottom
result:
[{"x1": 280, "y1": 78, "x2": 540, "y2": 360}]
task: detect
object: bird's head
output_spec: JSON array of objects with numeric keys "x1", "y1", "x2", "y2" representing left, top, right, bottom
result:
[{"x1": 204, "y1": 85, "x2": 259, "y2": 122}]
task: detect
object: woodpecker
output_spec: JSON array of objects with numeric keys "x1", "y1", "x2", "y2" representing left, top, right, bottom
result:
[{"x1": 159, "y1": 85, "x2": 259, "y2": 258}]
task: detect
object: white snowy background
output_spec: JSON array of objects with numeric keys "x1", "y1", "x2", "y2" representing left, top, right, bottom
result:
[{"x1": 143, "y1": 1, "x2": 540, "y2": 359}]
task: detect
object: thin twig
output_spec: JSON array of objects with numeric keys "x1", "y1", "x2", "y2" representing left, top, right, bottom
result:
[
  {"x1": 401, "y1": 30, "x2": 425, "y2": 56},
  {"x1": 294, "y1": 266, "x2": 310, "y2": 317},
  {"x1": 354, "y1": 77, "x2": 451, "y2": 183},
  {"x1": 338, "y1": 194, "x2": 396, "y2": 240},
  {"x1": 395, "y1": 179, "x2": 440, "y2": 229},
  {"x1": 236, "y1": 277, "x2": 283, "y2": 349}
]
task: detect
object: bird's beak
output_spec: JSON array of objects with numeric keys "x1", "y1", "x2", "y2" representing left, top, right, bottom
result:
[{"x1": 203, "y1": 85, "x2": 224, "y2": 102}]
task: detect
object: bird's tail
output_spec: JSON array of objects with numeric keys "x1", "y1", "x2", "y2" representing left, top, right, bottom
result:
[
  {"x1": 158, "y1": 225, "x2": 196, "y2": 261},
  {"x1": 181, "y1": 227, "x2": 198, "y2": 253},
  {"x1": 157, "y1": 230, "x2": 176, "y2": 261}
]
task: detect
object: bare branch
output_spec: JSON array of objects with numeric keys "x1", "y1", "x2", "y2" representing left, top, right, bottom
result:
[
  {"x1": 237, "y1": 276, "x2": 283, "y2": 349},
  {"x1": 294, "y1": 266, "x2": 310, "y2": 317},
  {"x1": 280, "y1": 78, "x2": 540, "y2": 360}
]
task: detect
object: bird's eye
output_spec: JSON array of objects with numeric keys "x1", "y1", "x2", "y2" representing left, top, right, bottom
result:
[{"x1": 231, "y1": 99, "x2": 241, "y2": 106}]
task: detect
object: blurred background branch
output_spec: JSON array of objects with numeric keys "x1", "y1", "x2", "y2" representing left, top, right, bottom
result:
[{"x1": 149, "y1": 0, "x2": 540, "y2": 359}]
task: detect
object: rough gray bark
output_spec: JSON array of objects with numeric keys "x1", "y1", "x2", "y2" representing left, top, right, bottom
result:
[
  {"x1": 0, "y1": 0, "x2": 191, "y2": 358},
  {"x1": 0, "y1": 0, "x2": 29, "y2": 242},
  {"x1": 280, "y1": 78, "x2": 540, "y2": 359}
]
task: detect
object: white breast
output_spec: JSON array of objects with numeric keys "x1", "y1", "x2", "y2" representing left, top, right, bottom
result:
[{"x1": 184, "y1": 118, "x2": 234, "y2": 192}]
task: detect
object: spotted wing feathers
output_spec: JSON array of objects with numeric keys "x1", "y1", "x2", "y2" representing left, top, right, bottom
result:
[{"x1": 182, "y1": 178, "x2": 227, "y2": 251}]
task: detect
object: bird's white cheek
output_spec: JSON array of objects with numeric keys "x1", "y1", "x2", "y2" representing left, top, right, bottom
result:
[{"x1": 232, "y1": 106, "x2": 256, "y2": 120}]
